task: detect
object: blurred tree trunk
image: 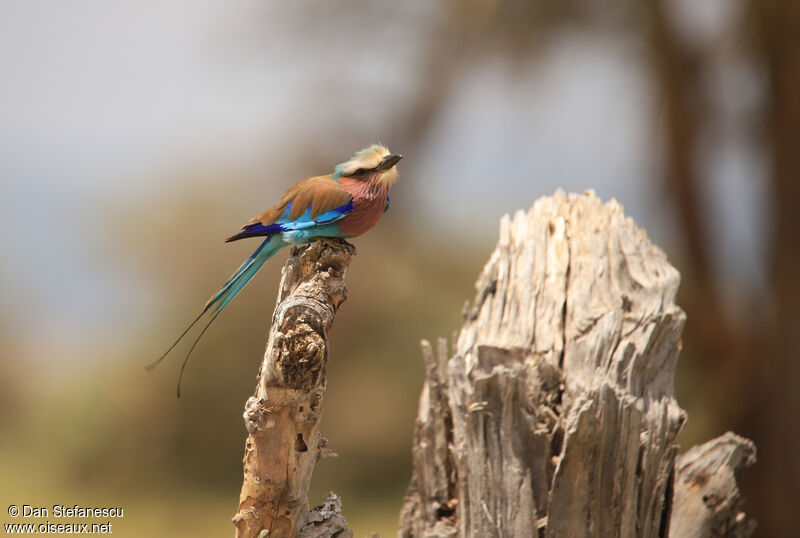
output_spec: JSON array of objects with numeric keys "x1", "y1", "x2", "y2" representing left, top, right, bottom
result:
[
  {"x1": 400, "y1": 192, "x2": 755, "y2": 537},
  {"x1": 738, "y1": 2, "x2": 800, "y2": 535},
  {"x1": 644, "y1": 0, "x2": 800, "y2": 534},
  {"x1": 643, "y1": 0, "x2": 750, "y2": 398}
]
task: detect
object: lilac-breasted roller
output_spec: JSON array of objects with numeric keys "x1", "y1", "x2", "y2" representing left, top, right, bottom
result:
[{"x1": 147, "y1": 144, "x2": 402, "y2": 395}]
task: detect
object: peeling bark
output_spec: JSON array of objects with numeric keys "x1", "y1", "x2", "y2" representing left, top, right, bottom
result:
[
  {"x1": 233, "y1": 239, "x2": 354, "y2": 538},
  {"x1": 400, "y1": 191, "x2": 756, "y2": 538}
]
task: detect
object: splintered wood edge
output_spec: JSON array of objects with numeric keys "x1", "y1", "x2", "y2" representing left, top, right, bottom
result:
[
  {"x1": 670, "y1": 432, "x2": 757, "y2": 538},
  {"x1": 400, "y1": 192, "x2": 756, "y2": 538}
]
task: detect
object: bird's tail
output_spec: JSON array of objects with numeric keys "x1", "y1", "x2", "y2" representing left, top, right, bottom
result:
[
  {"x1": 204, "y1": 234, "x2": 284, "y2": 313},
  {"x1": 145, "y1": 235, "x2": 285, "y2": 395}
]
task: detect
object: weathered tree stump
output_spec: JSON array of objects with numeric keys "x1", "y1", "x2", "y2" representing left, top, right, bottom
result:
[
  {"x1": 399, "y1": 191, "x2": 756, "y2": 538},
  {"x1": 233, "y1": 239, "x2": 355, "y2": 538}
]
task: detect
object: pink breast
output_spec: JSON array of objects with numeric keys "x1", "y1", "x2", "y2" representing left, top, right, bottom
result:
[{"x1": 337, "y1": 179, "x2": 389, "y2": 237}]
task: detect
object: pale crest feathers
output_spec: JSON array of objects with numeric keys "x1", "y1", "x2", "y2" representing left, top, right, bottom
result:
[{"x1": 336, "y1": 144, "x2": 391, "y2": 177}]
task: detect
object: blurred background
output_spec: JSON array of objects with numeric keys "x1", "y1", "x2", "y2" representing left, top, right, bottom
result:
[{"x1": 1, "y1": 1, "x2": 797, "y2": 536}]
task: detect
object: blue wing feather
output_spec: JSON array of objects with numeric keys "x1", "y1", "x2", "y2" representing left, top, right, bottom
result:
[{"x1": 225, "y1": 199, "x2": 354, "y2": 242}]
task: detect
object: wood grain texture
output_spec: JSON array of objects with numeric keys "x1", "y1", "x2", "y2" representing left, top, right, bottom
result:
[
  {"x1": 670, "y1": 432, "x2": 757, "y2": 538},
  {"x1": 400, "y1": 191, "x2": 755, "y2": 538},
  {"x1": 233, "y1": 238, "x2": 355, "y2": 538}
]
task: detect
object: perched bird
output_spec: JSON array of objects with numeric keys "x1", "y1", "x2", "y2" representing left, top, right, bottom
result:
[{"x1": 146, "y1": 144, "x2": 402, "y2": 395}]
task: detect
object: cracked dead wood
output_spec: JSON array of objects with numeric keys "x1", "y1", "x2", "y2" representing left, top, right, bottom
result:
[
  {"x1": 233, "y1": 239, "x2": 354, "y2": 538},
  {"x1": 399, "y1": 191, "x2": 756, "y2": 538},
  {"x1": 670, "y1": 432, "x2": 756, "y2": 538}
]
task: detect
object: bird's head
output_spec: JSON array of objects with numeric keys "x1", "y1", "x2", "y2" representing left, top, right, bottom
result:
[{"x1": 333, "y1": 144, "x2": 402, "y2": 186}]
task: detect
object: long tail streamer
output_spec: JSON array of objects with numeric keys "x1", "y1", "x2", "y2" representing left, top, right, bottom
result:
[{"x1": 145, "y1": 235, "x2": 284, "y2": 396}]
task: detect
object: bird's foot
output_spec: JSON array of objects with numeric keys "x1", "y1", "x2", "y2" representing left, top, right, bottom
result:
[{"x1": 314, "y1": 237, "x2": 355, "y2": 254}]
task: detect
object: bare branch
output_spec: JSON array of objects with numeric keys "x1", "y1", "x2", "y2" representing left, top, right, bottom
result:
[{"x1": 233, "y1": 239, "x2": 355, "y2": 538}]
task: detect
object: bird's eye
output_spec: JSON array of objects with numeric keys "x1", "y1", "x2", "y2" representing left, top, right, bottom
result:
[{"x1": 351, "y1": 168, "x2": 366, "y2": 176}]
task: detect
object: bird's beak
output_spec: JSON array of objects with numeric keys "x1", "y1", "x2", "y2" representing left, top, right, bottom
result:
[{"x1": 377, "y1": 154, "x2": 403, "y2": 171}]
